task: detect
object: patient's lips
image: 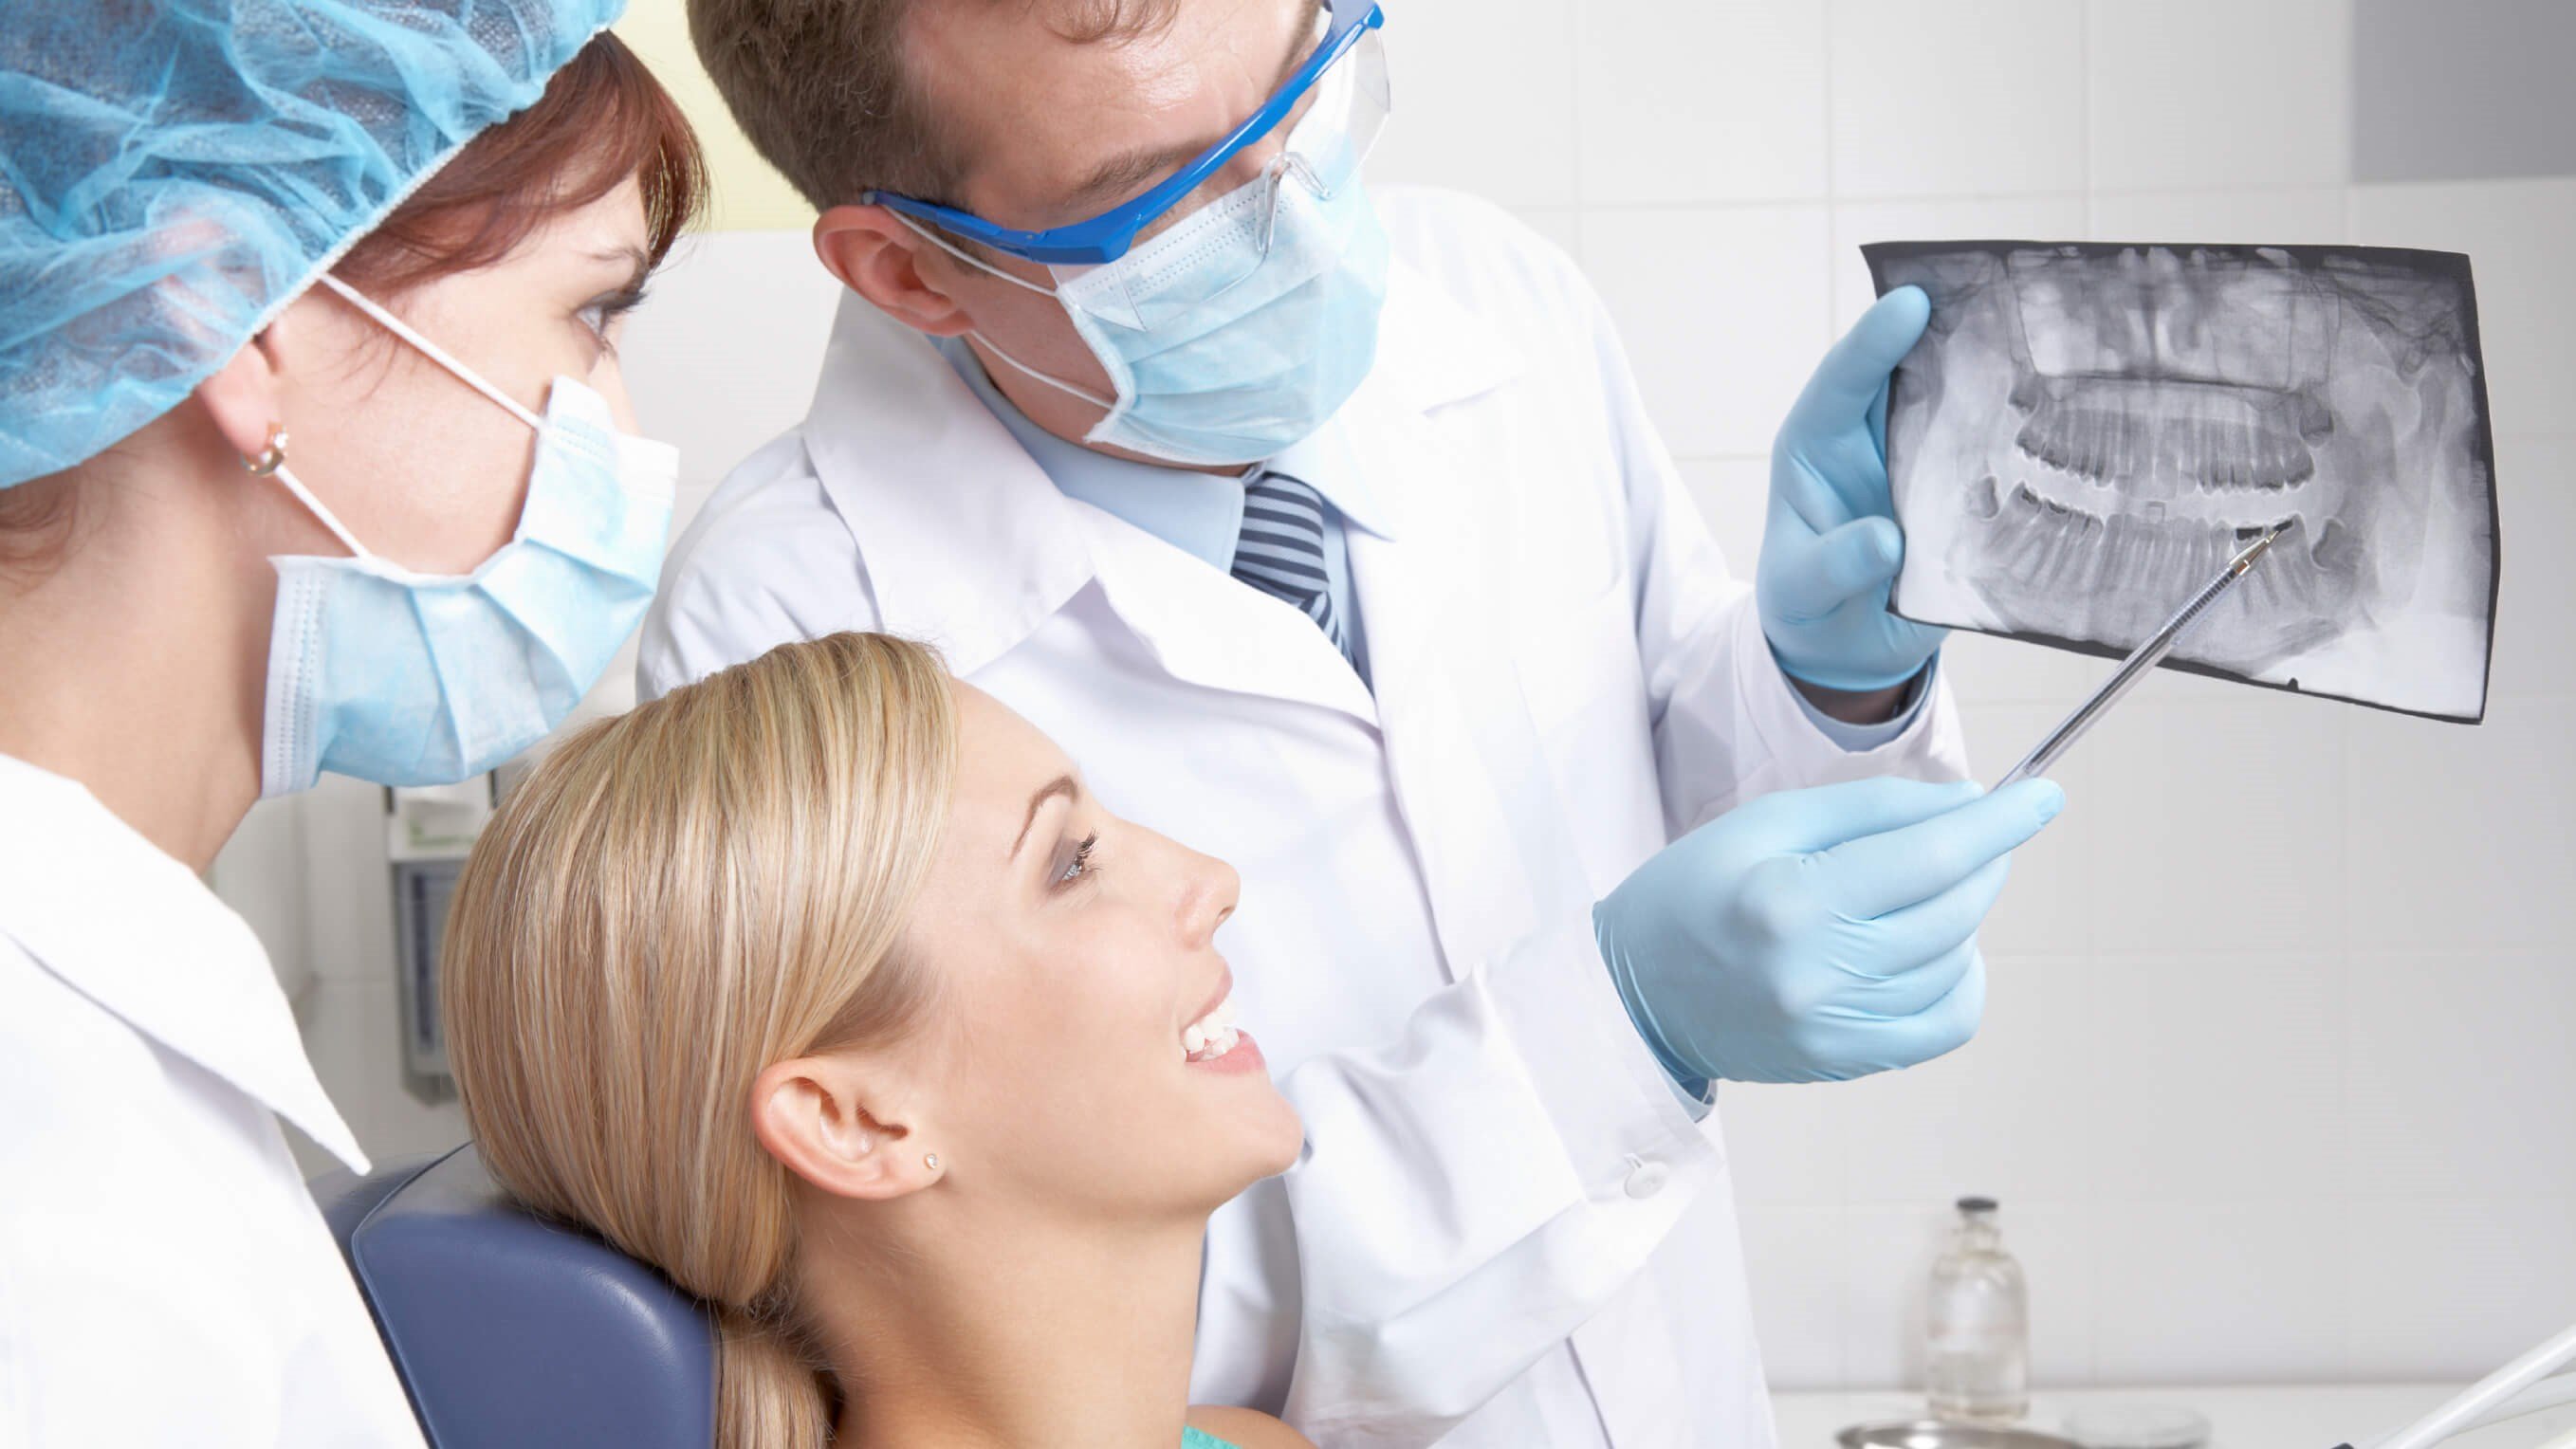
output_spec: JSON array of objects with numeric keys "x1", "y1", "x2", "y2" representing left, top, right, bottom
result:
[{"x1": 1182, "y1": 988, "x2": 1263, "y2": 1073}]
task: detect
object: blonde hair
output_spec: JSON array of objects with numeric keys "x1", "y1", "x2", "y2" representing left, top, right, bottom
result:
[{"x1": 442, "y1": 633, "x2": 959, "y2": 1448}]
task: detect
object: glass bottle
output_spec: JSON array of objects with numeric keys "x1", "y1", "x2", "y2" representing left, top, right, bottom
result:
[{"x1": 1925, "y1": 1195, "x2": 2030, "y2": 1423}]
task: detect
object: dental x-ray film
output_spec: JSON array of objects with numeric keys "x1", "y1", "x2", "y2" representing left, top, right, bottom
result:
[{"x1": 1866, "y1": 241, "x2": 2498, "y2": 722}]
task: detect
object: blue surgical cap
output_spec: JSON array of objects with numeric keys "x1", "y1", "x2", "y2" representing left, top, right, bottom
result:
[{"x1": 0, "y1": 0, "x2": 626, "y2": 489}]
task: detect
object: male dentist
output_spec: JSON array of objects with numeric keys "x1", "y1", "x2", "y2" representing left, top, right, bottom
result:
[{"x1": 645, "y1": 0, "x2": 2063, "y2": 1443}]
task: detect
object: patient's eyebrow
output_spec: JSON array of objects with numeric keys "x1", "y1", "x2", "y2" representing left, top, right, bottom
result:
[{"x1": 1010, "y1": 775, "x2": 1080, "y2": 859}]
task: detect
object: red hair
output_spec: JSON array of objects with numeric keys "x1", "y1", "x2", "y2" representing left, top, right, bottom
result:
[{"x1": 339, "y1": 31, "x2": 708, "y2": 294}]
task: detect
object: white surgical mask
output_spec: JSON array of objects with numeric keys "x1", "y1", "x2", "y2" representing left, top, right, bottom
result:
[
  {"x1": 902, "y1": 169, "x2": 1391, "y2": 467},
  {"x1": 256, "y1": 274, "x2": 677, "y2": 797}
]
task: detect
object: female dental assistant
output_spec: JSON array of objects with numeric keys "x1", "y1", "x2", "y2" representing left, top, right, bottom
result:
[{"x1": 0, "y1": 4, "x2": 702, "y2": 1441}]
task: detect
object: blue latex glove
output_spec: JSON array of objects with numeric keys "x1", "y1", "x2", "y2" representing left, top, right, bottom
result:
[
  {"x1": 1758, "y1": 286, "x2": 1948, "y2": 692},
  {"x1": 1594, "y1": 777, "x2": 2064, "y2": 1085}
]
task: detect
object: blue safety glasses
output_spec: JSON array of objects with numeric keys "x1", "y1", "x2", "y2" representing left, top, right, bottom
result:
[{"x1": 864, "y1": 0, "x2": 1388, "y2": 267}]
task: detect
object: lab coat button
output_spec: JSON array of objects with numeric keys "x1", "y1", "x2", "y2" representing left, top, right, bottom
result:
[{"x1": 1623, "y1": 1158, "x2": 1669, "y2": 1199}]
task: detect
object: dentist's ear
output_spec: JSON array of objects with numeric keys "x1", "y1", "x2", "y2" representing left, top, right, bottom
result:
[
  {"x1": 813, "y1": 204, "x2": 976, "y2": 339},
  {"x1": 749, "y1": 1054, "x2": 941, "y2": 1201}
]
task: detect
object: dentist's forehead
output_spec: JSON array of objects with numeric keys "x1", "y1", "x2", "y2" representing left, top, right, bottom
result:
[{"x1": 908, "y1": 0, "x2": 1312, "y2": 227}]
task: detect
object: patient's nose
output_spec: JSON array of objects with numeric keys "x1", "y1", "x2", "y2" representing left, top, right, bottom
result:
[{"x1": 1173, "y1": 841, "x2": 1240, "y2": 948}]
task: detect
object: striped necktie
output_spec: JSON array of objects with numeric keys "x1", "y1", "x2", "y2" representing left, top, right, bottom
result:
[{"x1": 1231, "y1": 470, "x2": 1352, "y2": 663}]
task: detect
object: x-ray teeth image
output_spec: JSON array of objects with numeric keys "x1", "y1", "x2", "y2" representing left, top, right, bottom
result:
[{"x1": 1867, "y1": 241, "x2": 2499, "y2": 722}]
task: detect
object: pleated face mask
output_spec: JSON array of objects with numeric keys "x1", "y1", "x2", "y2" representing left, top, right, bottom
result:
[{"x1": 256, "y1": 274, "x2": 677, "y2": 798}]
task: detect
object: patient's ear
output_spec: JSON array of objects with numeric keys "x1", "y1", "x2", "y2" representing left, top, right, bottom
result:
[{"x1": 749, "y1": 1054, "x2": 936, "y2": 1201}]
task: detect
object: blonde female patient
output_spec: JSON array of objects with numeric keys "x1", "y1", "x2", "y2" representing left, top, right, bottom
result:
[{"x1": 441, "y1": 632, "x2": 1313, "y2": 1449}]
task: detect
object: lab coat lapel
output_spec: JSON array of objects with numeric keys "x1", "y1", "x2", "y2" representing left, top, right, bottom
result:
[
  {"x1": 1077, "y1": 504, "x2": 1380, "y2": 724},
  {"x1": 1085, "y1": 248, "x2": 1541, "y2": 756},
  {"x1": 1338, "y1": 264, "x2": 1592, "y2": 984},
  {"x1": 800, "y1": 295, "x2": 1096, "y2": 675},
  {"x1": 0, "y1": 757, "x2": 369, "y2": 1170},
  {"x1": 799, "y1": 296, "x2": 1370, "y2": 725},
  {"x1": 1343, "y1": 406, "x2": 1545, "y2": 983}
]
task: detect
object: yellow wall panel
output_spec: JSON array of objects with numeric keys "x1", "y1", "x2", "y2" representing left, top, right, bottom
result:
[{"x1": 614, "y1": 0, "x2": 815, "y2": 234}]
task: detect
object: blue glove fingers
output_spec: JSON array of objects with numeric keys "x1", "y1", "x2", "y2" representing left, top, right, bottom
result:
[
  {"x1": 1845, "y1": 854, "x2": 2011, "y2": 1016},
  {"x1": 1743, "y1": 775, "x2": 1983, "y2": 856},
  {"x1": 1818, "y1": 778, "x2": 2064, "y2": 920},
  {"x1": 1779, "y1": 287, "x2": 1931, "y2": 459},
  {"x1": 1770, "y1": 451, "x2": 1852, "y2": 539},
  {"x1": 1892, "y1": 941, "x2": 1988, "y2": 1068},
  {"x1": 1811, "y1": 940, "x2": 1986, "y2": 1080},
  {"x1": 1765, "y1": 515, "x2": 1903, "y2": 623}
]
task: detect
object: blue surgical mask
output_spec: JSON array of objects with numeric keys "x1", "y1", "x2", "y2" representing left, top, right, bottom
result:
[
  {"x1": 256, "y1": 275, "x2": 677, "y2": 798},
  {"x1": 903, "y1": 171, "x2": 1390, "y2": 467}
]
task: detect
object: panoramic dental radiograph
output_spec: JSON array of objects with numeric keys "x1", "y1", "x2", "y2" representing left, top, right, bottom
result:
[{"x1": 1867, "y1": 241, "x2": 2497, "y2": 721}]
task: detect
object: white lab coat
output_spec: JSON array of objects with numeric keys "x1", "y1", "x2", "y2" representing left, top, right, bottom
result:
[
  {"x1": 640, "y1": 185, "x2": 1970, "y2": 1448},
  {"x1": 0, "y1": 754, "x2": 425, "y2": 1448}
]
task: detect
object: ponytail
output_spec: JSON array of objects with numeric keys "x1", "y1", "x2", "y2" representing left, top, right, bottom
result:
[{"x1": 717, "y1": 1300, "x2": 837, "y2": 1449}]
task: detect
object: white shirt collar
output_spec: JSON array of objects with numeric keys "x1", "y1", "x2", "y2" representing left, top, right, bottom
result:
[{"x1": 0, "y1": 754, "x2": 369, "y2": 1170}]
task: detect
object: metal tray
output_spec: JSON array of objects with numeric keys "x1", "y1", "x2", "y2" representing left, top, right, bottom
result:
[{"x1": 1836, "y1": 1421, "x2": 2083, "y2": 1449}]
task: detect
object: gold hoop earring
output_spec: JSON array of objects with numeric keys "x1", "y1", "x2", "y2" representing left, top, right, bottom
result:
[{"x1": 242, "y1": 424, "x2": 289, "y2": 477}]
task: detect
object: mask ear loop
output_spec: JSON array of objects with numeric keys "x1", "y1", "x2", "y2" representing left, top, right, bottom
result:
[
  {"x1": 885, "y1": 212, "x2": 1120, "y2": 413},
  {"x1": 312, "y1": 273, "x2": 545, "y2": 432},
  {"x1": 233, "y1": 418, "x2": 368, "y2": 558},
  {"x1": 254, "y1": 272, "x2": 552, "y2": 560},
  {"x1": 267, "y1": 459, "x2": 374, "y2": 559},
  {"x1": 886, "y1": 210, "x2": 1059, "y2": 301}
]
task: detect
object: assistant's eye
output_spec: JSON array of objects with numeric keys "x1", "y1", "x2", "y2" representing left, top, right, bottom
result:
[
  {"x1": 578, "y1": 282, "x2": 651, "y2": 353},
  {"x1": 1053, "y1": 831, "x2": 1100, "y2": 890}
]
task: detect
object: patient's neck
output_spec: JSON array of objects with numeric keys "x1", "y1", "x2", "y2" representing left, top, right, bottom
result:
[{"x1": 807, "y1": 1191, "x2": 1207, "y2": 1449}]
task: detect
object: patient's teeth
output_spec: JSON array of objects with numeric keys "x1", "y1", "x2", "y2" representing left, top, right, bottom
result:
[{"x1": 1184, "y1": 1023, "x2": 1207, "y2": 1055}]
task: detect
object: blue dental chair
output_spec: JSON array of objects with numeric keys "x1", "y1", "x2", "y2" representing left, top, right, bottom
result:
[{"x1": 311, "y1": 1143, "x2": 718, "y2": 1448}]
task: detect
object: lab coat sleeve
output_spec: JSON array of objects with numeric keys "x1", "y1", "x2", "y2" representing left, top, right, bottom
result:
[
  {"x1": 1195, "y1": 909, "x2": 1720, "y2": 1448},
  {"x1": 1587, "y1": 289, "x2": 1974, "y2": 835}
]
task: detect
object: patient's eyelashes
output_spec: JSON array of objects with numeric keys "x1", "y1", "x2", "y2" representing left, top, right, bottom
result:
[{"x1": 1053, "y1": 832, "x2": 1101, "y2": 890}]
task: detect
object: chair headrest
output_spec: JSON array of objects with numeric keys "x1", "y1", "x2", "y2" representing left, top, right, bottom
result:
[{"x1": 321, "y1": 1144, "x2": 717, "y2": 1449}]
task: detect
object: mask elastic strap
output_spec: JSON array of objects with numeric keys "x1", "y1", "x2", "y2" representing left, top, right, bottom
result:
[
  {"x1": 966, "y1": 330, "x2": 1116, "y2": 411},
  {"x1": 313, "y1": 273, "x2": 545, "y2": 432},
  {"x1": 267, "y1": 462, "x2": 374, "y2": 559},
  {"x1": 887, "y1": 211, "x2": 1060, "y2": 301},
  {"x1": 885, "y1": 213, "x2": 1120, "y2": 413}
]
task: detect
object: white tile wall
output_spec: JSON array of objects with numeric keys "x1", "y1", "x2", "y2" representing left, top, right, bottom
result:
[
  {"x1": 2087, "y1": 187, "x2": 2350, "y2": 248},
  {"x1": 2089, "y1": 1200, "x2": 2350, "y2": 1381},
  {"x1": 1574, "y1": 0, "x2": 1830, "y2": 206},
  {"x1": 2086, "y1": 0, "x2": 2352, "y2": 193},
  {"x1": 1826, "y1": 2, "x2": 2088, "y2": 199},
  {"x1": 1366, "y1": 0, "x2": 1578, "y2": 207},
  {"x1": 1579, "y1": 203, "x2": 1832, "y2": 457},
  {"x1": 252, "y1": 0, "x2": 2576, "y2": 1396}
]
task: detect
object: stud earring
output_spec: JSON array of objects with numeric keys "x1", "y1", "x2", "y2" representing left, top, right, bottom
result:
[
  {"x1": 923, "y1": 1152, "x2": 941, "y2": 1172},
  {"x1": 242, "y1": 423, "x2": 289, "y2": 477}
]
